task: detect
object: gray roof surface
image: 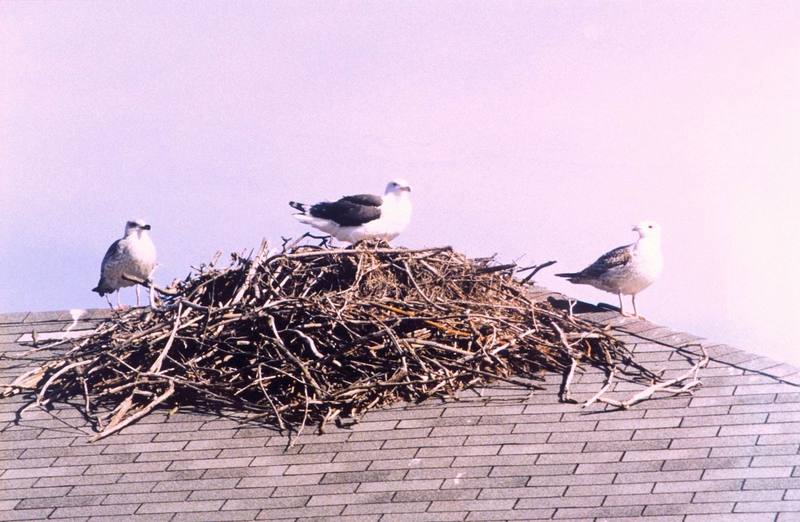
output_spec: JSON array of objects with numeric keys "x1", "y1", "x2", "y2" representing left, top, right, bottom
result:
[{"x1": 2, "y1": 290, "x2": 800, "y2": 522}]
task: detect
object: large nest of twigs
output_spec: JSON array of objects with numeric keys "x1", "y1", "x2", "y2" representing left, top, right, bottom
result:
[{"x1": 3, "y1": 240, "x2": 703, "y2": 442}]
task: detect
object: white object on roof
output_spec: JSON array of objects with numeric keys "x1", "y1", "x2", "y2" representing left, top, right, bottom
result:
[
  {"x1": 289, "y1": 179, "x2": 412, "y2": 243},
  {"x1": 92, "y1": 219, "x2": 157, "y2": 308},
  {"x1": 556, "y1": 221, "x2": 663, "y2": 317}
]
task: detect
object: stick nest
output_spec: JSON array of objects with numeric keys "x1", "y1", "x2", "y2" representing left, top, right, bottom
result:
[{"x1": 3, "y1": 240, "x2": 682, "y2": 442}]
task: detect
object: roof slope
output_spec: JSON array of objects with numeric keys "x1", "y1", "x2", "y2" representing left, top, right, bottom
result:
[{"x1": 2, "y1": 291, "x2": 800, "y2": 521}]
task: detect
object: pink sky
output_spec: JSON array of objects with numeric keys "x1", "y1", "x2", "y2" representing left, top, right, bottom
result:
[{"x1": 1, "y1": 1, "x2": 799, "y2": 363}]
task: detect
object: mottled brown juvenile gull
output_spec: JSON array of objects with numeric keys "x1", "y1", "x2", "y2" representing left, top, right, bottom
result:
[
  {"x1": 92, "y1": 219, "x2": 157, "y2": 308},
  {"x1": 556, "y1": 221, "x2": 663, "y2": 317},
  {"x1": 289, "y1": 179, "x2": 412, "y2": 243}
]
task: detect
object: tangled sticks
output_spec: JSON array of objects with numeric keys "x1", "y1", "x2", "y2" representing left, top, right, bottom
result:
[{"x1": 2, "y1": 241, "x2": 705, "y2": 441}]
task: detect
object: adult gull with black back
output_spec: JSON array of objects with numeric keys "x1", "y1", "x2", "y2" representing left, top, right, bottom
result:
[{"x1": 289, "y1": 179, "x2": 412, "y2": 243}]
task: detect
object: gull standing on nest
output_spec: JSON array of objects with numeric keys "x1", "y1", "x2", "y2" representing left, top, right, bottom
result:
[
  {"x1": 92, "y1": 219, "x2": 157, "y2": 308},
  {"x1": 556, "y1": 221, "x2": 663, "y2": 317},
  {"x1": 289, "y1": 179, "x2": 412, "y2": 243}
]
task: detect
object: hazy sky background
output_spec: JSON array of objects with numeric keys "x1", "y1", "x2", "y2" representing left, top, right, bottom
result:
[{"x1": 1, "y1": 1, "x2": 799, "y2": 364}]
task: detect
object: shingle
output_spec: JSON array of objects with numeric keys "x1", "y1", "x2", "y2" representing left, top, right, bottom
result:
[
  {"x1": 515, "y1": 495, "x2": 604, "y2": 509},
  {"x1": 166, "y1": 457, "x2": 253, "y2": 471},
  {"x1": 719, "y1": 422, "x2": 800, "y2": 436},
  {"x1": 653, "y1": 479, "x2": 743, "y2": 493},
  {"x1": 15, "y1": 495, "x2": 105, "y2": 509},
  {"x1": 137, "y1": 500, "x2": 226, "y2": 514},
  {"x1": 223, "y1": 496, "x2": 307, "y2": 512},
  {"x1": 427, "y1": 499, "x2": 515, "y2": 512},
  {"x1": 694, "y1": 489, "x2": 785, "y2": 503},
  {"x1": 171, "y1": 510, "x2": 259, "y2": 522},
  {"x1": 247, "y1": 450, "x2": 334, "y2": 466},
  {"x1": 465, "y1": 508, "x2": 557, "y2": 520},
  {"x1": 102, "y1": 441, "x2": 187, "y2": 455},
  {"x1": 758, "y1": 433, "x2": 800, "y2": 445},
  {"x1": 382, "y1": 511, "x2": 467, "y2": 521},
  {"x1": 347, "y1": 420, "x2": 400, "y2": 432},
  {"x1": 271, "y1": 483, "x2": 357, "y2": 498},
  {"x1": 430, "y1": 424, "x2": 512, "y2": 438},
  {"x1": 547, "y1": 428, "x2": 633, "y2": 443},
  {"x1": 0, "y1": 486, "x2": 70, "y2": 500},
  {"x1": 768, "y1": 411, "x2": 800, "y2": 423},
  {"x1": 512, "y1": 420, "x2": 597, "y2": 434},
  {"x1": 604, "y1": 491, "x2": 693, "y2": 506},
  {"x1": 342, "y1": 501, "x2": 430, "y2": 515},
  {"x1": 356, "y1": 478, "x2": 442, "y2": 492},
  {"x1": 702, "y1": 466, "x2": 793, "y2": 480},
  {"x1": 19, "y1": 444, "x2": 103, "y2": 459},
  {"x1": 735, "y1": 384, "x2": 798, "y2": 396},
  {"x1": 286, "y1": 461, "x2": 371, "y2": 475},
  {"x1": 681, "y1": 413, "x2": 768, "y2": 427},
  {"x1": 54, "y1": 453, "x2": 138, "y2": 466},
  {"x1": 622, "y1": 447, "x2": 709, "y2": 461},
  {"x1": 118, "y1": 421, "x2": 205, "y2": 435},
  {"x1": 35, "y1": 473, "x2": 121, "y2": 488},
  {"x1": 51, "y1": 504, "x2": 139, "y2": 518},
  {"x1": 464, "y1": 432, "x2": 548, "y2": 446},
  {"x1": 151, "y1": 478, "x2": 239, "y2": 492},
  {"x1": 684, "y1": 514, "x2": 780, "y2": 522},
  {"x1": 632, "y1": 426, "x2": 719, "y2": 440},
  {"x1": 644, "y1": 502, "x2": 735, "y2": 516},
  {"x1": 320, "y1": 469, "x2": 406, "y2": 485},
  {"x1": 69, "y1": 481, "x2": 156, "y2": 496},
  {"x1": 382, "y1": 436, "x2": 466, "y2": 449},
  {"x1": 661, "y1": 456, "x2": 751, "y2": 471},
  {"x1": 104, "y1": 491, "x2": 190, "y2": 505},
  {"x1": 347, "y1": 428, "x2": 432, "y2": 442},
  {"x1": 476, "y1": 412, "x2": 562, "y2": 425},
  {"x1": 332, "y1": 448, "x2": 416, "y2": 462},
  {"x1": 300, "y1": 440, "x2": 382, "y2": 454},
  {"x1": 732, "y1": 402, "x2": 800, "y2": 415},
  {"x1": 743, "y1": 477, "x2": 800, "y2": 489},
  {"x1": 574, "y1": 460, "x2": 661, "y2": 474},
  {"x1": 476, "y1": 485, "x2": 565, "y2": 499},
  {"x1": 417, "y1": 445, "x2": 499, "y2": 458},
  {"x1": 306, "y1": 492, "x2": 393, "y2": 506},
  {"x1": 91, "y1": 514, "x2": 174, "y2": 522},
  {"x1": 1, "y1": 464, "x2": 88, "y2": 479},
  {"x1": 393, "y1": 488, "x2": 479, "y2": 502},
  {"x1": 583, "y1": 439, "x2": 669, "y2": 452},
  {"x1": 489, "y1": 463, "x2": 575, "y2": 477},
  {"x1": 119, "y1": 469, "x2": 205, "y2": 483},
  {"x1": 187, "y1": 487, "x2": 276, "y2": 501},
  {"x1": 551, "y1": 505, "x2": 644, "y2": 518},
  {"x1": 526, "y1": 473, "x2": 616, "y2": 487},
  {"x1": 254, "y1": 505, "x2": 343, "y2": 520},
  {"x1": 565, "y1": 482, "x2": 653, "y2": 496},
  {"x1": 0, "y1": 507, "x2": 54, "y2": 520},
  {"x1": 201, "y1": 465, "x2": 287, "y2": 479},
  {"x1": 613, "y1": 469, "x2": 702, "y2": 484},
  {"x1": 537, "y1": 450, "x2": 622, "y2": 464},
  {"x1": 671, "y1": 434, "x2": 757, "y2": 449}
]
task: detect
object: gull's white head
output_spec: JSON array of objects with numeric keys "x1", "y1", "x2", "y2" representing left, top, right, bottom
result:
[
  {"x1": 633, "y1": 220, "x2": 661, "y2": 240},
  {"x1": 124, "y1": 219, "x2": 152, "y2": 237},
  {"x1": 384, "y1": 179, "x2": 412, "y2": 196}
]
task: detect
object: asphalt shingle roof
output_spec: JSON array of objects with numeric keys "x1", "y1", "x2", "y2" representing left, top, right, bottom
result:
[{"x1": 2, "y1": 290, "x2": 799, "y2": 521}]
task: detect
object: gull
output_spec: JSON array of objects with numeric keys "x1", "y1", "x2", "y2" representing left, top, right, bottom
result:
[
  {"x1": 92, "y1": 219, "x2": 157, "y2": 308},
  {"x1": 555, "y1": 221, "x2": 663, "y2": 317},
  {"x1": 289, "y1": 179, "x2": 412, "y2": 243}
]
